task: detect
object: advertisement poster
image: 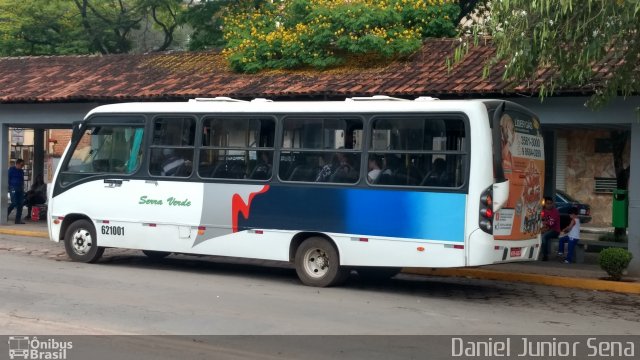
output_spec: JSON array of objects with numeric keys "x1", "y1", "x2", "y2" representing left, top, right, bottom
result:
[{"x1": 495, "y1": 112, "x2": 545, "y2": 240}]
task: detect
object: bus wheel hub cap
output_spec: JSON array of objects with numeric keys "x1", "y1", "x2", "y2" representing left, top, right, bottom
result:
[{"x1": 315, "y1": 256, "x2": 327, "y2": 269}]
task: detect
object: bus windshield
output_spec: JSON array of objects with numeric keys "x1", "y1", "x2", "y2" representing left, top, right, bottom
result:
[{"x1": 60, "y1": 123, "x2": 144, "y2": 185}]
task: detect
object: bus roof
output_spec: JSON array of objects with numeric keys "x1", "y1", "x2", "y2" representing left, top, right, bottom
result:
[{"x1": 86, "y1": 97, "x2": 519, "y2": 118}]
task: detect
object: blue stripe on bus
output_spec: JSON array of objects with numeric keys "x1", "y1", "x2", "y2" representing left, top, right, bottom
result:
[
  {"x1": 345, "y1": 189, "x2": 465, "y2": 242},
  {"x1": 236, "y1": 185, "x2": 466, "y2": 242}
]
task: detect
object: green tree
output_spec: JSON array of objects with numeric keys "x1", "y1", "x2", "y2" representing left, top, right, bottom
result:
[
  {"x1": 181, "y1": 0, "x2": 241, "y2": 51},
  {"x1": 456, "y1": 0, "x2": 640, "y2": 108},
  {"x1": 455, "y1": 0, "x2": 638, "y2": 237},
  {"x1": 0, "y1": 0, "x2": 189, "y2": 55},
  {"x1": 0, "y1": 0, "x2": 92, "y2": 55},
  {"x1": 222, "y1": 0, "x2": 460, "y2": 73},
  {"x1": 72, "y1": 0, "x2": 144, "y2": 53},
  {"x1": 73, "y1": 0, "x2": 190, "y2": 53},
  {"x1": 135, "y1": 0, "x2": 188, "y2": 51}
]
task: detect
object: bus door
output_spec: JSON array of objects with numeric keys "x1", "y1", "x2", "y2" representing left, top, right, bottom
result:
[{"x1": 131, "y1": 116, "x2": 201, "y2": 251}]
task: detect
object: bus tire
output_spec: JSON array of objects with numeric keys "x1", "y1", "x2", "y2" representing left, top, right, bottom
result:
[
  {"x1": 294, "y1": 237, "x2": 349, "y2": 287},
  {"x1": 356, "y1": 267, "x2": 401, "y2": 282},
  {"x1": 142, "y1": 250, "x2": 171, "y2": 261},
  {"x1": 64, "y1": 219, "x2": 104, "y2": 263}
]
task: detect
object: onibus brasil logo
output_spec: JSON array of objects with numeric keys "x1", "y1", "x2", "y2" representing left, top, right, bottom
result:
[{"x1": 8, "y1": 336, "x2": 72, "y2": 360}]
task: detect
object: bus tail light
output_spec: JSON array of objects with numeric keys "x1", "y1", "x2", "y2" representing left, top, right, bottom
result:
[{"x1": 479, "y1": 185, "x2": 493, "y2": 234}]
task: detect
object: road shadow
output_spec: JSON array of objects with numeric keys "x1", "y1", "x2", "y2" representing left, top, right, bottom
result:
[{"x1": 94, "y1": 250, "x2": 520, "y2": 299}]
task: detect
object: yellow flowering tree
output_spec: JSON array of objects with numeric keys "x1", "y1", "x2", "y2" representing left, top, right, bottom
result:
[{"x1": 223, "y1": 0, "x2": 459, "y2": 72}]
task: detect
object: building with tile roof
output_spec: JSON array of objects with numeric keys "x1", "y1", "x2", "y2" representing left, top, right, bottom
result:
[{"x1": 0, "y1": 39, "x2": 612, "y2": 103}]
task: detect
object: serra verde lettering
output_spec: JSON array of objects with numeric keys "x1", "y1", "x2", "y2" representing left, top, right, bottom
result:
[{"x1": 139, "y1": 195, "x2": 191, "y2": 207}]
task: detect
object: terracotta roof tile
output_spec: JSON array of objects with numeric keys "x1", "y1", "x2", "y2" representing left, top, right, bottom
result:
[{"x1": 0, "y1": 38, "x2": 626, "y2": 103}]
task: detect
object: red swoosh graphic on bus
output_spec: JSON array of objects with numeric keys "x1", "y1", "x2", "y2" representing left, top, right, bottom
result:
[{"x1": 232, "y1": 185, "x2": 270, "y2": 233}]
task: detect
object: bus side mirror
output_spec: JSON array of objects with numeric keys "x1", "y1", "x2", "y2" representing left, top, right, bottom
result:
[{"x1": 493, "y1": 180, "x2": 510, "y2": 213}]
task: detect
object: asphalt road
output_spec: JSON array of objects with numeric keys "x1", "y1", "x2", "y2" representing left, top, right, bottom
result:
[{"x1": 2, "y1": 234, "x2": 640, "y2": 337}]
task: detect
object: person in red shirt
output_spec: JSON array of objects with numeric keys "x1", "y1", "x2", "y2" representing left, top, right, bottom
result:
[{"x1": 540, "y1": 196, "x2": 561, "y2": 261}]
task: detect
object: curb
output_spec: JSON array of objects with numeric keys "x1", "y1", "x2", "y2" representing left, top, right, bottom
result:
[
  {"x1": 403, "y1": 267, "x2": 640, "y2": 295},
  {"x1": 0, "y1": 227, "x2": 49, "y2": 239}
]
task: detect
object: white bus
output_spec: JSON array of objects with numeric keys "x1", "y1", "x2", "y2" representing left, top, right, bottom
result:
[{"x1": 48, "y1": 97, "x2": 545, "y2": 287}]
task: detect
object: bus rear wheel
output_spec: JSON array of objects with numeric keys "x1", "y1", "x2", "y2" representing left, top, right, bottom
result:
[
  {"x1": 142, "y1": 250, "x2": 171, "y2": 261},
  {"x1": 294, "y1": 237, "x2": 349, "y2": 287},
  {"x1": 64, "y1": 219, "x2": 104, "y2": 263}
]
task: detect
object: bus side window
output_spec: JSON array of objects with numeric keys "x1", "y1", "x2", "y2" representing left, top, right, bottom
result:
[
  {"x1": 280, "y1": 117, "x2": 362, "y2": 184},
  {"x1": 149, "y1": 117, "x2": 195, "y2": 177},
  {"x1": 369, "y1": 117, "x2": 466, "y2": 188},
  {"x1": 199, "y1": 117, "x2": 275, "y2": 180}
]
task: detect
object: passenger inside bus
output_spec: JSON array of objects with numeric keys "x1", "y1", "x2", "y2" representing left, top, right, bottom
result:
[
  {"x1": 421, "y1": 158, "x2": 449, "y2": 186},
  {"x1": 375, "y1": 154, "x2": 401, "y2": 184},
  {"x1": 249, "y1": 152, "x2": 272, "y2": 180},
  {"x1": 160, "y1": 148, "x2": 186, "y2": 176},
  {"x1": 367, "y1": 155, "x2": 382, "y2": 183},
  {"x1": 329, "y1": 153, "x2": 358, "y2": 183},
  {"x1": 315, "y1": 152, "x2": 357, "y2": 183}
]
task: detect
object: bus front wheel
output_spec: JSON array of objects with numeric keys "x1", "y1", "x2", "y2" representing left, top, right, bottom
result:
[
  {"x1": 294, "y1": 237, "x2": 349, "y2": 287},
  {"x1": 64, "y1": 219, "x2": 104, "y2": 263}
]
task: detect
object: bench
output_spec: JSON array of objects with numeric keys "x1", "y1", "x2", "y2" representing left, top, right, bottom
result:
[
  {"x1": 581, "y1": 239, "x2": 628, "y2": 251},
  {"x1": 548, "y1": 238, "x2": 628, "y2": 263},
  {"x1": 548, "y1": 238, "x2": 586, "y2": 263}
]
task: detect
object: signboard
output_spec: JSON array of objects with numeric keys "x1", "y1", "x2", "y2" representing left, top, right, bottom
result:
[
  {"x1": 495, "y1": 112, "x2": 545, "y2": 240},
  {"x1": 11, "y1": 128, "x2": 24, "y2": 145}
]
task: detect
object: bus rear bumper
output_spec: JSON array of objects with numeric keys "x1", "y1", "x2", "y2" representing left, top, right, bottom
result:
[{"x1": 467, "y1": 230, "x2": 540, "y2": 266}]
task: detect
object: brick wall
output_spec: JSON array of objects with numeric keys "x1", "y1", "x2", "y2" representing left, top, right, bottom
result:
[
  {"x1": 49, "y1": 129, "x2": 73, "y2": 157},
  {"x1": 558, "y1": 129, "x2": 630, "y2": 227},
  {"x1": 49, "y1": 129, "x2": 91, "y2": 157}
]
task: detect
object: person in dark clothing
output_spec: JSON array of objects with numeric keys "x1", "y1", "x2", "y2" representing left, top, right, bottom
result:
[
  {"x1": 7, "y1": 159, "x2": 26, "y2": 224},
  {"x1": 421, "y1": 158, "x2": 448, "y2": 186},
  {"x1": 251, "y1": 152, "x2": 272, "y2": 179},
  {"x1": 160, "y1": 148, "x2": 185, "y2": 176},
  {"x1": 24, "y1": 174, "x2": 47, "y2": 220},
  {"x1": 540, "y1": 196, "x2": 561, "y2": 261}
]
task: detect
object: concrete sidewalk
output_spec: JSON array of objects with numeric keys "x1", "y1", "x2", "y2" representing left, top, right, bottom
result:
[{"x1": 1, "y1": 218, "x2": 638, "y2": 294}]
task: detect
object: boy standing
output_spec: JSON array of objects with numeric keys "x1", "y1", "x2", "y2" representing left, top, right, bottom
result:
[{"x1": 558, "y1": 208, "x2": 581, "y2": 263}]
